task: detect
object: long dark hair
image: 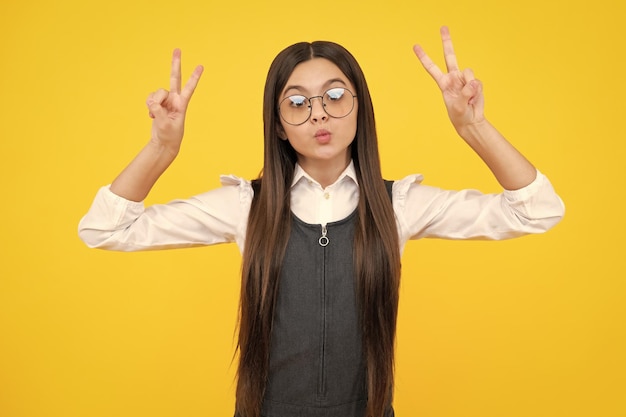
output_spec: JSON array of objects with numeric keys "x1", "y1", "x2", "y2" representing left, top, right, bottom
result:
[{"x1": 236, "y1": 41, "x2": 401, "y2": 417}]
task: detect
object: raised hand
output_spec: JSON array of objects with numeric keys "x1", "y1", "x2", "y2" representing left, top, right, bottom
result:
[
  {"x1": 146, "y1": 49, "x2": 204, "y2": 151},
  {"x1": 108, "y1": 50, "x2": 203, "y2": 202},
  {"x1": 413, "y1": 26, "x2": 485, "y2": 133}
]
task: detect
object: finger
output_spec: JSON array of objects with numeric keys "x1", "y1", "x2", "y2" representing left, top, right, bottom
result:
[
  {"x1": 466, "y1": 79, "x2": 483, "y2": 106},
  {"x1": 146, "y1": 92, "x2": 156, "y2": 118},
  {"x1": 146, "y1": 89, "x2": 169, "y2": 118},
  {"x1": 170, "y1": 48, "x2": 182, "y2": 94},
  {"x1": 146, "y1": 92, "x2": 153, "y2": 114},
  {"x1": 440, "y1": 26, "x2": 459, "y2": 73},
  {"x1": 462, "y1": 67, "x2": 475, "y2": 82},
  {"x1": 458, "y1": 75, "x2": 482, "y2": 107},
  {"x1": 413, "y1": 44, "x2": 444, "y2": 85},
  {"x1": 460, "y1": 78, "x2": 476, "y2": 101},
  {"x1": 180, "y1": 64, "x2": 204, "y2": 102},
  {"x1": 459, "y1": 68, "x2": 476, "y2": 99}
]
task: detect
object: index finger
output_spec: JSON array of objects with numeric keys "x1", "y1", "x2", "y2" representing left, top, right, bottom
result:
[
  {"x1": 413, "y1": 44, "x2": 445, "y2": 86},
  {"x1": 170, "y1": 48, "x2": 182, "y2": 94}
]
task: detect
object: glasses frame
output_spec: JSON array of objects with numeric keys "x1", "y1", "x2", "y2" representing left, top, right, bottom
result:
[{"x1": 278, "y1": 88, "x2": 357, "y2": 126}]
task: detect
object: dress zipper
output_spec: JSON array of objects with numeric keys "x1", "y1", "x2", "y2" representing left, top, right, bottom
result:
[
  {"x1": 318, "y1": 223, "x2": 328, "y2": 398},
  {"x1": 319, "y1": 224, "x2": 329, "y2": 247}
]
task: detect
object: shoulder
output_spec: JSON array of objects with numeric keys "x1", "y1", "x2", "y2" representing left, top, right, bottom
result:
[
  {"x1": 184, "y1": 174, "x2": 255, "y2": 214},
  {"x1": 390, "y1": 174, "x2": 426, "y2": 202},
  {"x1": 217, "y1": 174, "x2": 254, "y2": 202}
]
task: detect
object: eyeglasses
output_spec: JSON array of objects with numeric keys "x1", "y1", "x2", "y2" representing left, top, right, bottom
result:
[{"x1": 278, "y1": 87, "x2": 357, "y2": 126}]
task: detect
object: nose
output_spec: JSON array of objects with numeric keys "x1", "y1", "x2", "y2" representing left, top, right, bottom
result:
[{"x1": 309, "y1": 96, "x2": 327, "y2": 123}]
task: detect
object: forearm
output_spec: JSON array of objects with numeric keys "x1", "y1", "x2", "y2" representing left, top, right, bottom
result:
[
  {"x1": 106, "y1": 49, "x2": 202, "y2": 202},
  {"x1": 110, "y1": 140, "x2": 179, "y2": 202},
  {"x1": 457, "y1": 119, "x2": 537, "y2": 191}
]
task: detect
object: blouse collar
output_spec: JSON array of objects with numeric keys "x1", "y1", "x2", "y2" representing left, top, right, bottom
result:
[{"x1": 291, "y1": 160, "x2": 359, "y2": 189}]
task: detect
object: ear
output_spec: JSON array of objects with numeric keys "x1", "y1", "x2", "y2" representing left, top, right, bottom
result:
[{"x1": 276, "y1": 123, "x2": 288, "y2": 141}]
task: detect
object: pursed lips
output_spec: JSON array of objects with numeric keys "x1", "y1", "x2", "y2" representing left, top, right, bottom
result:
[{"x1": 315, "y1": 129, "x2": 331, "y2": 143}]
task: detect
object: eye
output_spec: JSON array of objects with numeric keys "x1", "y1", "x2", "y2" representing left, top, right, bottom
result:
[
  {"x1": 326, "y1": 88, "x2": 346, "y2": 101},
  {"x1": 287, "y1": 95, "x2": 307, "y2": 108}
]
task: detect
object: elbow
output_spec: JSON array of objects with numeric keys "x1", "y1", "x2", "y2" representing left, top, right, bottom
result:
[
  {"x1": 77, "y1": 224, "x2": 103, "y2": 249},
  {"x1": 541, "y1": 194, "x2": 566, "y2": 231},
  {"x1": 515, "y1": 194, "x2": 566, "y2": 234},
  {"x1": 77, "y1": 216, "x2": 111, "y2": 249}
]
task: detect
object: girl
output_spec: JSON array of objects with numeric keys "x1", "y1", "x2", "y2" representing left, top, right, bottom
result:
[{"x1": 79, "y1": 27, "x2": 564, "y2": 417}]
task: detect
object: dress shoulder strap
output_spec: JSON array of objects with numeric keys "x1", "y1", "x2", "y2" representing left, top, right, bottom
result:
[{"x1": 383, "y1": 180, "x2": 394, "y2": 201}]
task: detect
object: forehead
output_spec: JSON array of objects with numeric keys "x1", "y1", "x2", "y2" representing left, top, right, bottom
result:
[{"x1": 282, "y1": 58, "x2": 354, "y2": 94}]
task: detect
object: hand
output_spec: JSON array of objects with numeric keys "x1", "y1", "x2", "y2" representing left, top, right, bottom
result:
[
  {"x1": 413, "y1": 26, "x2": 485, "y2": 132},
  {"x1": 146, "y1": 49, "x2": 203, "y2": 151}
]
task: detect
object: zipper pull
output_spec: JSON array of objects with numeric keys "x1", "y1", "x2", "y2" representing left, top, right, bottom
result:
[{"x1": 319, "y1": 224, "x2": 329, "y2": 247}]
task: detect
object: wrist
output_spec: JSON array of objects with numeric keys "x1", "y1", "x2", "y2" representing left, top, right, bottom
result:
[
  {"x1": 148, "y1": 137, "x2": 180, "y2": 161},
  {"x1": 455, "y1": 118, "x2": 491, "y2": 143}
]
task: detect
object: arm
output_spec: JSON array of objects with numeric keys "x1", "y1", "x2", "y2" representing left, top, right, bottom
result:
[
  {"x1": 413, "y1": 26, "x2": 536, "y2": 191},
  {"x1": 110, "y1": 49, "x2": 204, "y2": 202},
  {"x1": 393, "y1": 172, "x2": 564, "y2": 249},
  {"x1": 78, "y1": 178, "x2": 252, "y2": 252},
  {"x1": 78, "y1": 49, "x2": 238, "y2": 252}
]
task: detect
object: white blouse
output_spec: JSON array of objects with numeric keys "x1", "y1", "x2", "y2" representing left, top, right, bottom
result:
[{"x1": 78, "y1": 161, "x2": 565, "y2": 254}]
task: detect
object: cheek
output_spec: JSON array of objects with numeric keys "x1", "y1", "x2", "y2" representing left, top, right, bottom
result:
[
  {"x1": 346, "y1": 112, "x2": 358, "y2": 137},
  {"x1": 281, "y1": 123, "x2": 299, "y2": 141}
]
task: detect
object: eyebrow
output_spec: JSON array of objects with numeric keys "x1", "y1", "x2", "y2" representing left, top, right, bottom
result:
[{"x1": 282, "y1": 78, "x2": 348, "y2": 96}]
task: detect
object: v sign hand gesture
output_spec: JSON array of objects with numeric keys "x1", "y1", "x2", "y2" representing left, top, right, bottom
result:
[
  {"x1": 412, "y1": 27, "x2": 538, "y2": 190},
  {"x1": 147, "y1": 49, "x2": 204, "y2": 152},
  {"x1": 110, "y1": 49, "x2": 203, "y2": 202},
  {"x1": 413, "y1": 26, "x2": 485, "y2": 134}
]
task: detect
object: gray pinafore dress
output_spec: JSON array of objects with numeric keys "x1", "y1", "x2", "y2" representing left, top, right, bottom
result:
[{"x1": 240, "y1": 181, "x2": 395, "y2": 417}]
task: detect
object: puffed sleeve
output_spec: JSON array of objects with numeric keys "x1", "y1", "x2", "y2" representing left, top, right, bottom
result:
[
  {"x1": 77, "y1": 175, "x2": 254, "y2": 253},
  {"x1": 392, "y1": 169, "x2": 565, "y2": 248}
]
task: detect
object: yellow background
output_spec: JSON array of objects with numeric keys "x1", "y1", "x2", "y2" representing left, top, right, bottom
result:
[{"x1": 1, "y1": 0, "x2": 624, "y2": 416}]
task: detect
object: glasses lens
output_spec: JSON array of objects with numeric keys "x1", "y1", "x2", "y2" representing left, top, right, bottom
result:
[
  {"x1": 279, "y1": 95, "x2": 310, "y2": 125},
  {"x1": 322, "y1": 88, "x2": 355, "y2": 119}
]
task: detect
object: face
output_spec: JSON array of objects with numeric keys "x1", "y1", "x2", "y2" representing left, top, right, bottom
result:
[{"x1": 278, "y1": 58, "x2": 358, "y2": 174}]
